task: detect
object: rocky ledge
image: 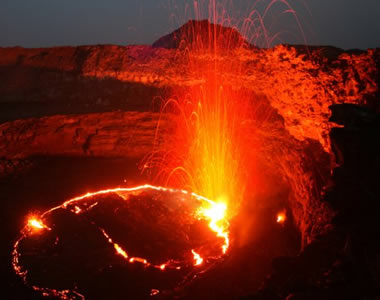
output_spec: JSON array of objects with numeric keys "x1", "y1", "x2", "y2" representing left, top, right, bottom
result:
[
  {"x1": 0, "y1": 111, "x2": 173, "y2": 160},
  {"x1": 1, "y1": 21, "x2": 378, "y2": 150}
]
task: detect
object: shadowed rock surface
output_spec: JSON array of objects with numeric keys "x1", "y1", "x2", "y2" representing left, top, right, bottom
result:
[
  {"x1": 240, "y1": 104, "x2": 380, "y2": 300},
  {"x1": 152, "y1": 19, "x2": 250, "y2": 50},
  {"x1": 1, "y1": 35, "x2": 378, "y2": 149},
  {"x1": 0, "y1": 111, "x2": 173, "y2": 159}
]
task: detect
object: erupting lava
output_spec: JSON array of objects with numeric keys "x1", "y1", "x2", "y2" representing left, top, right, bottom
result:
[
  {"x1": 197, "y1": 199, "x2": 229, "y2": 253},
  {"x1": 10, "y1": 1, "x2": 339, "y2": 299},
  {"x1": 13, "y1": 185, "x2": 230, "y2": 299},
  {"x1": 143, "y1": 27, "x2": 255, "y2": 221}
]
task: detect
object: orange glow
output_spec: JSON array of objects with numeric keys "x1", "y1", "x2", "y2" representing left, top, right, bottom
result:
[
  {"x1": 149, "y1": 83, "x2": 251, "y2": 221},
  {"x1": 10, "y1": 4, "x2": 380, "y2": 299},
  {"x1": 74, "y1": 206, "x2": 82, "y2": 214},
  {"x1": 13, "y1": 185, "x2": 230, "y2": 299},
  {"x1": 114, "y1": 243, "x2": 128, "y2": 259},
  {"x1": 28, "y1": 218, "x2": 44, "y2": 229},
  {"x1": 276, "y1": 210, "x2": 287, "y2": 224},
  {"x1": 57, "y1": 185, "x2": 230, "y2": 256},
  {"x1": 27, "y1": 217, "x2": 50, "y2": 232},
  {"x1": 130, "y1": 257, "x2": 147, "y2": 264},
  {"x1": 191, "y1": 249, "x2": 204, "y2": 266},
  {"x1": 60, "y1": 185, "x2": 230, "y2": 259},
  {"x1": 197, "y1": 197, "x2": 229, "y2": 253},
  {"x1": 142, "y1": 10, "x2": 261, "y2": 233},
  {"x1": 199, "y1": 199, "x2": 227, "y2": 223}
]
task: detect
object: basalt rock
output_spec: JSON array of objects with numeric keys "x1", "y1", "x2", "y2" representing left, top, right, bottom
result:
[
  {"x1": 0, "y1": 158, "x2": 33, "y2": 178},
  {"x1": 152, "y1": 19, "x2": 250, "y2": 50},
  {"x1": 241, "y1": 103, "x2": 380, "y2": 300},
  {"x1": 0, "y1": 111, "x2": 173, "y2": 160},
  {"x1": 1, "y1": 23, "x2": 379, "y2": 300},
  {"x1": 0, "y1": 39, "x2": 377, "y2": 150}
]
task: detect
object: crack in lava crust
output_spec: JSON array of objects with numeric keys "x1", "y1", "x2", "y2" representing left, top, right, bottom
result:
[{"x1": 12, "y1": 184, "x2": 230, "y2": 299}]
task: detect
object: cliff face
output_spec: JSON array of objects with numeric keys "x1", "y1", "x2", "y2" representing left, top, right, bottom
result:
[
  {"x1": 0, "y1": 44, "x2": 377, "y2": 151},
  {"x1": 0, "y1": 23, "x2": 378, "y2": 251},
  {"x1": 245, "y1": 104, "x2": 380, "y2": 300},
  {"x1": 0, "y1": 111, "x2": 173, "y2": 160},
  {"x1": 0, "y1": 45, "x2": 168, "y2": 121}
]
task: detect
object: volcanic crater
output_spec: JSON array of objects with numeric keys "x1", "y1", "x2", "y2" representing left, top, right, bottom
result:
[{"x1": 1, "y1": 21, "x2": 379, "y2": 300}]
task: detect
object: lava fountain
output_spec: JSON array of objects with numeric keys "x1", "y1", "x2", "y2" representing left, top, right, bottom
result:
[
  {"x1": 144, "y1": 0, "x2": 304, "y2": 219},
  {"x1": 12, "y1": 1, "x2": 312, "y2": 299}
]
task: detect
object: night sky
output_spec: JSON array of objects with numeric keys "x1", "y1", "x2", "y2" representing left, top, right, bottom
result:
[{"x1": 0, "y1": 0, "x2": 379, "y2": 50}]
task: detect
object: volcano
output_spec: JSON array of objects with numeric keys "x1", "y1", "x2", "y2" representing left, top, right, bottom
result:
[
  {"x1": 1, "y1": 20, "x2": 380, "y2": 300},
  {"x1": 152, "y1": 19, "x2": 250, "y2": 50}
]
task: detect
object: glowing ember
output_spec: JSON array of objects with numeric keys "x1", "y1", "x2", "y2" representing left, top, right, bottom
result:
[
  {"x1": 13, "y1": 185, "x2": 230, "y2": 298},
  {"x1": 276, "y1": 210, "x2": 287, "y2": 224},
  {"x1": 114, "y1": 243, "x2": 128, "y2": 259},
  {"x1": 28, "y1": 218, "x2": 44, "y2": 229},
  {"x1": 27, "y1": 217, "x2": 50, "y2": 232},
  {"x1": 191, "y1": 249, "x2": 204, "y2": 266}
]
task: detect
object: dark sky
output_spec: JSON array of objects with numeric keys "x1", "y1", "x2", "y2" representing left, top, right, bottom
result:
[{"x1": 0, "y1": 0, "x2": 379, "y2": 49}]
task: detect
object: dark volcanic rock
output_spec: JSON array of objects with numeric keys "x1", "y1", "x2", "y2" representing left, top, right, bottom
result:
[
  {"x1": 0, "y1": 42, "x2": 377, "y2": 149},
  {"x1": 0, "y1": 45, "x2": 167, "y2": 122},
  {"x1": 0, "y1": 111, "x2": 173, "y2": 159},
  {"x1": 0, "y1": 22, "x2": 379, "y2": 300},
  {"x1": 0, "y1": 158, "x2": 32, "y2": 177},
  {"x1": 241, "y1": 104, "x2": 380, "y2": 299},
  {"x1": 152, "y1": 19, "x2": 250, "y2": 50}
]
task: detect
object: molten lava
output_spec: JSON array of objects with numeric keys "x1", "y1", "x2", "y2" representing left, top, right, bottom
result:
[
  {"x1": 191, "y1": 249, "x2": 204, "y2": 266},
  {"x1": 197, "y1": 199, "x2": 229, "y2": 253},
  {"x1": 276, "y1": 210, "x2": 287, "y2": 224},
  {"x1": 10, "y1": 2, "x2": 372, "y2": 299},
  {"x1": 13, "y1": 185, "x2": 230, "y2": 299},
  {"x1": 144, "y1": 56, "x2": 254, "y2": 222},
  {"x1": 27, "y1": 217, "x2": 49, "y2": 231}
]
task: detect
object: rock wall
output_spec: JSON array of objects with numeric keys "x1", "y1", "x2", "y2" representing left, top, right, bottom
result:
[
  {"x1": 0, "y1": 45, "x2": 377, "y2": 151},
  {"x1": 0, "y1": 110, "x2": 335, "y2": 247},
  {"x1": 242, "y1": 104, "x2": 380, "y2": 300},
  {"x1": 0, "y1": 111, "x2": 173, "y2": 159},
  {"x1": 0, "y1": 35, "x2": 378, "y2": 252}
]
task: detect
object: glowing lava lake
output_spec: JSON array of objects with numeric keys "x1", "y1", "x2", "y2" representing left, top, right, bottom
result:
[{"x1": 0, "y1": 16, "x2": 379, "y2": 300}]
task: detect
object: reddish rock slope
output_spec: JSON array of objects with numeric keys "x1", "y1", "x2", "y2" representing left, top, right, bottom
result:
[
  {"x1": 0, "y1": 111, "x2": 173, "y2": 159},
  {"x1": 0, "y1": 44, "x2": 377, "y2": 150}
]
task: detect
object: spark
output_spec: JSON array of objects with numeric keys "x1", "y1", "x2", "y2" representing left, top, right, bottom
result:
[{"x1": 74, "y1": 206, "x2": 82, "y2": 214}]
